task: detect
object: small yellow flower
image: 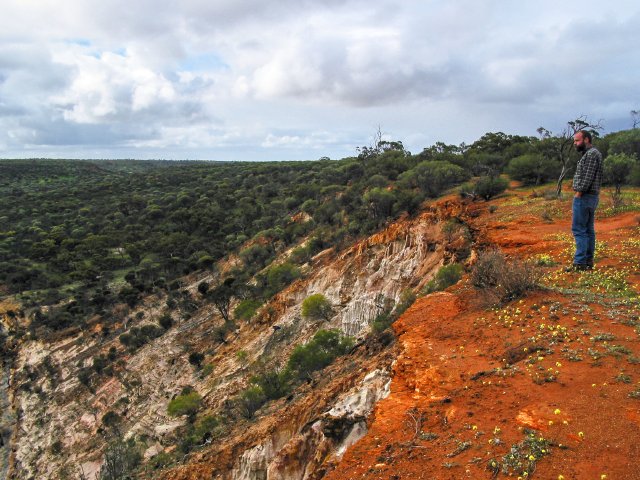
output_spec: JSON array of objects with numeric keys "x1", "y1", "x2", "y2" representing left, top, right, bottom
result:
[
  {"x1": 578, "y1": 431, "x2": 585, "y2": 438},
  {"x1": 558, "y1": 475, "x2": 565, "y2": 480},
  {"x1": 554, "y1": 408, "x2": 561, "y2": 415}
]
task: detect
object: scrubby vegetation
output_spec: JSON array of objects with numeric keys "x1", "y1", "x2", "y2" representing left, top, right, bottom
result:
[
  {"x1": 301, "y1": 293, "x2": 333, "y2": 321},
  {"x1": 235, "y1": 328, "x2": 354, "y2": 418},
  {"x1": 471, "y1": 250, "x2": 541, "y2": 303},
  {"x1": 167, "y1": 390, "x2": 202, "y2": 419},
  {"x1": 2, "y1": 124, "x2": 637, "y2": 338},
  {"x1": 423, "y1": 263, "x2": 464, "y2": 294}
]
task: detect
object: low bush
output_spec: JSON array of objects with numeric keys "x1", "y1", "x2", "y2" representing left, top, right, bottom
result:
[
  {"x1": 118, "y1": 324, "x2": 164, "y2": 351},
  {"x1": 234, "y1": 299, "x2": 262, "y2": 322},
  {"x1": 460, "y1": 176, "x2": 509, "y2": 201},
  {"x1": 474, "y1": 176, "x2": 509, "y2": 200},
  {"x1": 506, "y1": 154, "x2": 559, "y2": 186},
  {"x1": 188, "y1": 352, "x2": 205, "y2": 369},
  {"x1": 234, "y1": 329, "x2": 354, "y2": 420},
  {"x1": 250, "y1": 369, "x2": 291, "y2": 401},
  {"x1": 286, "y1": 329, "x2": 354, "y2": 381},
  {"x1": 371, "y1": 312, "x2": 393, "y2": 334},
  {"x1": 423, "y1": 263, "x2": 463, "y2": 294},
  {"x1": 167, "y1": 391, "x2": 202, "y2": 419},
  {"x1": 237, "y1": 386, "x2": 267, "y2": 419},
  {"x1": 301, "y1": 293, "x2": 333, "y2": 321},
  {"x1": 471, "y1": 250, "x2": 540, "y2": 303},
  {"x1": 393, "y1": 289, "x2": 417, "y2": 318}
]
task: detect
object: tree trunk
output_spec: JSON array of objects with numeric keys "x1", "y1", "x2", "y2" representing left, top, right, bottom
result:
[{"x1": 555, "y1": 164, "x2": 568, "y2": 198}]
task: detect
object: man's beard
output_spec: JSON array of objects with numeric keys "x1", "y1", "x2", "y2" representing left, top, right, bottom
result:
[{"x1": 576, "y1": 143, "x2": 587, "y2": 152}]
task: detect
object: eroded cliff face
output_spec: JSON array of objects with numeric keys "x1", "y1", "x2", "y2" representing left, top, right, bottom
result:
[
  {"x1": 4, "y1": 199, "x2": 470, "y2": 479},
  {"x1": 229, "y1": 368, "x2": 391, "y2": 480}
]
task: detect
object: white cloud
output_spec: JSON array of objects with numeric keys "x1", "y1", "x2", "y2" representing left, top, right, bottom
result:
[{"x1": 0, "y1": 0, "x2": 639, "y2": 159}]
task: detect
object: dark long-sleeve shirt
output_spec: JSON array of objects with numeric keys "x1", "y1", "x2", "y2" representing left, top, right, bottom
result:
[{"x1": 572, "y1": 146, "x2": 603, "y2": 195}]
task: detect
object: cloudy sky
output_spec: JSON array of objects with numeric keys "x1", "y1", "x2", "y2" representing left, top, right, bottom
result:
[{"x1": 1, "y1": 1, "x2": 638, "y2": 161}]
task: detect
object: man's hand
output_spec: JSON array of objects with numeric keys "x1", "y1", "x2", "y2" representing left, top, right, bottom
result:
[{"x1": 574, "y1": 192, "x2": 583, "y2": 198}]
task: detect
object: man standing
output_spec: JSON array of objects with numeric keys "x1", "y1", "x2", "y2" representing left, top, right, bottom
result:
[{"x1": 570, "y1": 130, "x2": 603, "y2": 271}]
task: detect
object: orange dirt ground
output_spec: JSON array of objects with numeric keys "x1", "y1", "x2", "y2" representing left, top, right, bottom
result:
[{"x1": 326, "y1": 189, "x2": 640, "y2": 480}]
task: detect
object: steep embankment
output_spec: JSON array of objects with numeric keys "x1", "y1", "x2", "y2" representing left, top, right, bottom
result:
[
  {"x1": 158, "y1": 200, "x2": 469, "y2": 480},
  {"x1": 3, "y1": 198, "x2": 472, "y2": 479},
  {"x1": 326, "y1": 189, "x2": 640, "y2": 480},
  {"x1": 4, "y1": 187, "x2": 638, "y2": 480}
]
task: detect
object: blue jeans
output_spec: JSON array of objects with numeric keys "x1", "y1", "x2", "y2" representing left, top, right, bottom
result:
[{"x1": 571, "y1": 194, "x2": 599, "y2": 266}]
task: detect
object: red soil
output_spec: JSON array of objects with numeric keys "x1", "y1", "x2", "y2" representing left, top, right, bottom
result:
[{"x1": 326, "y1": 190, "x2": 640, "y2": 480}]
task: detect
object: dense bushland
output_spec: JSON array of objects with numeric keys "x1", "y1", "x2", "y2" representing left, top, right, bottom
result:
[{"x1": 2, "y1": 127, "x2": 637, "y2": 334}]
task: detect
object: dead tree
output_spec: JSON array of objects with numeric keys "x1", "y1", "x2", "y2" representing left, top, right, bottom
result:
[{"x1": 537, "y1": 116, "x2": 602, "y2": 197}]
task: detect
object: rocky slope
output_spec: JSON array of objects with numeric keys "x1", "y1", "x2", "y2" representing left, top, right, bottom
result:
[
  {"x1": 1, "y1": 197, "x2": 470, "y2": 479},
  {"x1": 3, "y1": 186, "x2": 639, "y2": 480}
]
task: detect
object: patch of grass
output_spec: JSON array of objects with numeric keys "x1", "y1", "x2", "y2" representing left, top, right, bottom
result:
[
  {"x1": 500, "y1": 431, "x2": 551, "y2": 477},
  {"x1": 591, "y1": 333, "x2": 616, "y2": 342},
  {"x1": 615, "y1": 372, "x2": 632, "y2": 384},
  {"x1": 628, "y1": 387, "x2": 640, "y2": 399},
  {"x1": 604, "y1": 344, "x2": 632, "y2": 357},
  {"x1": 533, "y1": 254, "x2": 556, "y2": 267},
  {"x1": 446, "y1": 441, "x2": 472, "y2": 458},
  {"x1": 563, "y1": 349, "x2": 583, "y2": 362},
  {"x1": 577, "y1": 268, "x2": 635, "y2": 297}
]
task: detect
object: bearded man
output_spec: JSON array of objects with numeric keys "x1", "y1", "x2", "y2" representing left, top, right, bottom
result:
[{"x1": 569, "y1": 130, "x2": 603, "y2": 271}]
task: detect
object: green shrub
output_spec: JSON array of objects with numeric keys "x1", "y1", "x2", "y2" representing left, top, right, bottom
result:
[
  {"x1": 363, "y1": 188, "x2": 397, "y2": 220},
  {"x1": 158, "y1": 313, "x2": 173, "y2": 330},
  {"x1": 148, "y1": 451, "x2": 173, "y2": 470},
  {"x1": 604, "y1": 152, "x2": 636, "y2": 194},
  {"x1": 77, "y1": 368, "x2": 92, "y2": 387},
  {"x1": 399, "y1": 160, "x2": 471, "y2": 197},
  {"x1": 237, "y1": 386, "x2": 267, "y2": 419},
  {"x1": 93, "y1": 354, "x2": 109, "y2": 374},
  {"x1": 98, "y1": 436, "x2": 142, "y2": 480},
  {"x1": 200, "y1": 363, "x2": 214, "y2": 377},
  {"x1": 167, "y1": 391, "x2": 202, "y2": 419},
  {"x1": 101, "y1": 411, "x2": 122, "y2": 431},
  {"x1": 262, "y1": 262, "x2": 300, "y2": 298},
  {"x1": 188, "y1": 352, "x2": 205, "y2": 369},
  {"x1": 233, "y1": 299, "x2": 262, "y2": 321},
  {"x1": 239, "y1": 244, "x2": 274, "y2": 269},
  {"x1": 286, "y1": 329, "x2": 354, "y2": 381},
  {"x1": 250, "y1": 369, "x2": 291, "y2": 401},
  {"x1": 424, "y1": 264, "x2": 463, "y2": 294},
  {"x1": 370, "y1": 312, "x2": 393, "y2": 334},
  {"x1": 301, "y1": 293, "x2": 333, "y2": 321},
  {"x1": 473, "y1": 176, "x2": 509, "y2": 200},
  {"x1": 631, "y1": 163, "x2": 640, "y2": 187},
  {"x1": 393, "y1": 289, "x2": 416, "y2": 318},
  {"x1": 289, "y1": 245, "x2": 311, "y2": 264},
  {"x1": 506, "y1": 154, "x2": 559, "y2": 185}
]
